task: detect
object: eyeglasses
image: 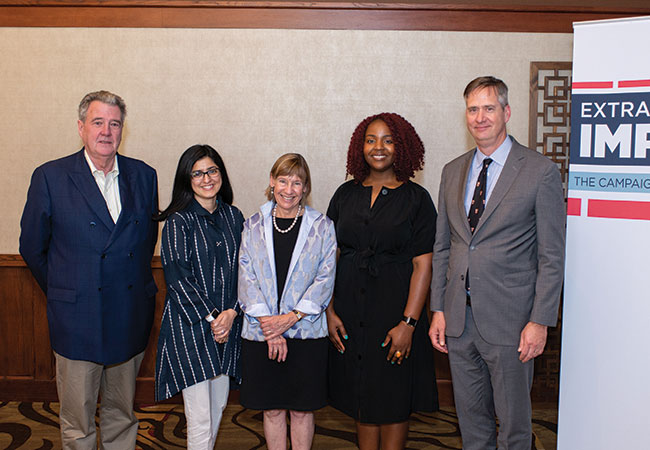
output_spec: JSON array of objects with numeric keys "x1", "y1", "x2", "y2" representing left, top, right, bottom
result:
[{"x1": 191, "y1": 167, "x2": 220, "y2": 179}]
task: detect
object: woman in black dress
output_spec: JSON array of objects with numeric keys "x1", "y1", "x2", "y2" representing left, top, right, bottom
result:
[{"x1": 326, "y1": 113, "x2": 438, "y2": 449}]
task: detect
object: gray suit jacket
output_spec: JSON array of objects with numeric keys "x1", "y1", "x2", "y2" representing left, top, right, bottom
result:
[{"x1": 430, "y1": 138, "x2": 566, "y2": 345}]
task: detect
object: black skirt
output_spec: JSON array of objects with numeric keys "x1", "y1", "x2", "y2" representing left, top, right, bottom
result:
[{"x1": 240, "y1": 337, "x2": 328, "y2": 411}]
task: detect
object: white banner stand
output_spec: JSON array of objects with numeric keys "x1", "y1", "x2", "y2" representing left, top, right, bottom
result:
[{"x1": 558, "y1": 15, "x2": 650, "y2": 449}]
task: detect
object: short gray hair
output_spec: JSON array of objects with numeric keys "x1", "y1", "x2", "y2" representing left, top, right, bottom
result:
[
  {"x1": 463, "y1": 76, "x2": 509, "y2": 108},
  {"x1": 78, "y1": 90, "x2": 127, "y2": 122}
]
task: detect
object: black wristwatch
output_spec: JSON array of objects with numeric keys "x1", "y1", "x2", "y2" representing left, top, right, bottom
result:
[
  {"x1": 205, "y1": 308, "x2": 218, "y2": 322},
  {"x1": 402, "y1": 316, "x2": 417, "y2": 327}
]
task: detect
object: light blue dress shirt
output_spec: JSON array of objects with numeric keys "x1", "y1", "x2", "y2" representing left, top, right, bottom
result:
[{"x1": 464, "y1": 136, "x2": 513, "y2": 215}]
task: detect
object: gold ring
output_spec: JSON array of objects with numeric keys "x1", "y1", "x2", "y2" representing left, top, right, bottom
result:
[{"x1": 395, "y1": 351, "x2": 402, "y2": 358}]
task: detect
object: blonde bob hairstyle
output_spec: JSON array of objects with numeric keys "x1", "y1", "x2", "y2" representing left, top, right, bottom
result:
[{"x1": 265, "y1": 153, "x2": 312, "y2": 205}]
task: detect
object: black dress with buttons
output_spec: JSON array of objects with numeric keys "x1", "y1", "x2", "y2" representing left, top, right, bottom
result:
[{"x1": 327, "y1": 180, "x2": 438, "y2": 423}]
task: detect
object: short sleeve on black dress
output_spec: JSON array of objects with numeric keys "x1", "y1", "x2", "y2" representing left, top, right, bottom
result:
[{"x1": 409, "y1": 183, "x2": 437, "y2": 257}]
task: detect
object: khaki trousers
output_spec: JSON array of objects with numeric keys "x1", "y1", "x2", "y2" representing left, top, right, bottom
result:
[{"x1": 54, "y1": 351, "x2": 145, "y2": 450}]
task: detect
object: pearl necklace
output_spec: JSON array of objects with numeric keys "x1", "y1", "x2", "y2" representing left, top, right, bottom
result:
[{"x1": 272, "y1": 204, "x2": 302, "y2": 234}]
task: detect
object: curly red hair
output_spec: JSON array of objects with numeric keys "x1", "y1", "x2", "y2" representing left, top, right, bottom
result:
[{"x1": 346, "y1": 113, "x2": 425, "y2": 182}]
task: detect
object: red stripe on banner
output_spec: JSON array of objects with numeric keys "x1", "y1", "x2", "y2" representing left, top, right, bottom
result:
[
  {"x1": 567, "y1": 198, "x2": 581, "y2": 216},
  {"x1": 572, "y1": 81, "x2": 614, "y2": 89},
  {"x1": 618, "y1": 79, "x2": 650, "y2": 88},
  {"x1": 588, "y1": 199, "x2": 650, "y2": 221}
]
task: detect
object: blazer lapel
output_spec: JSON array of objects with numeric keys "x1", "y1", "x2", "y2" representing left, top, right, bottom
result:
[
  {"x1": 474, "y1": 142, "x2": 525, "y2": 235},
  {"x1": 457, "y1": 152, "x2": 474, "y2": 239},
  {"x1": 69, "y1": 149, "x2": 115, "y2": 232}
]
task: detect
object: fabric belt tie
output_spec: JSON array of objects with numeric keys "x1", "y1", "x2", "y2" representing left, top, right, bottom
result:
[{"x1": 340, "y1": 247, "x2": 411, "y2": 277}]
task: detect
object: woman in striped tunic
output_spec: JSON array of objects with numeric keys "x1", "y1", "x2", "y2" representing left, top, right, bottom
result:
[{"x1": 155, "y1": 144, "x2": 244, "y2": 450}]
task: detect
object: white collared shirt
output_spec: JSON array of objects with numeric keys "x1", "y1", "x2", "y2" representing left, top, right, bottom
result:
[
  {"x1": 84, "y1": 151, "x2": 122, "y2": 223},
  {"x1": 464, "y1": 136, "x2": 513, "y2": 216}
]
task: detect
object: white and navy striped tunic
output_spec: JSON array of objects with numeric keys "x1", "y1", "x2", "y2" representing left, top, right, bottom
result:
[{"x1": 155, "y1": 198, "x2": 244, "y2": 401}]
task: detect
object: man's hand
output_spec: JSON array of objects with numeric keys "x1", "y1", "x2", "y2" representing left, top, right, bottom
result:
[
  {"x1": 518, "y1": 321, "x2": 548, "y2": 363},
  {"x1": 429, "y1": 311, "x2": 448, "y2": 353}
]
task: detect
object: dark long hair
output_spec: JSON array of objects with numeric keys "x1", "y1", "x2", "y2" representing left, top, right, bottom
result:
[{"x1": 157, "y1": 144, "x2": 234, "y2": 221}]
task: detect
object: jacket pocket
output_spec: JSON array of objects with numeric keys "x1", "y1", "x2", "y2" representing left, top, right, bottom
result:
[{"x1": 48, "y1": 287, "x2": 76, "y2": 303}]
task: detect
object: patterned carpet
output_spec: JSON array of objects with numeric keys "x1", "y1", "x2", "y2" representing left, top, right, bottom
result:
[{"x1": 0, "y1": 401, "x2": 557, "y2": 449}]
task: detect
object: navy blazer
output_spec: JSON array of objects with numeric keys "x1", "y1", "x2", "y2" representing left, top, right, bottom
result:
[{"x1": 20, "y1": 149, "x2": 159, "y2": 365}]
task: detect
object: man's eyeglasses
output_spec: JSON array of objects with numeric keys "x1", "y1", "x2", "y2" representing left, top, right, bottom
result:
[{"x1": 191, "y1": 167, "x2": 220, "y2": 179}]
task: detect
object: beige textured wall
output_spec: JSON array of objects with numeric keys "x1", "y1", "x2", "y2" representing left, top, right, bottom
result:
[{"x1": 0, "y1": 28, "x2": 572, "y2": 253}]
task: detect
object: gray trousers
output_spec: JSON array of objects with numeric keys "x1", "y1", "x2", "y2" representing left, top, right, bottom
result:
[
  {"x1": 447, "y1": 306, "x2": 534, "y2": 450},
  {"x1": 54, "y1": 351, "x2": 145, "y2": 450}
]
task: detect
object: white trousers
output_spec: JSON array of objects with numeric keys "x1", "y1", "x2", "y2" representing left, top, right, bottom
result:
[{"x1": 182, "y1": 374, "x2": 230, "y2": 450}]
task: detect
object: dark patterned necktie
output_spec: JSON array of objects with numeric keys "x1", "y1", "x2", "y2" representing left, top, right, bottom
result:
[{"x1": 467, "y1": 158, "x2": 493, "y2": 234}]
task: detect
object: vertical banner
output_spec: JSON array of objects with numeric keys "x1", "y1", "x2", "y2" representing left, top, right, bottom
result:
[{"x1": 558, "y1": 16, "x2": 650, "y2": 449}]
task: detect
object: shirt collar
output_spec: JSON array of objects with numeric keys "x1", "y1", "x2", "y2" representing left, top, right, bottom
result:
[
  {"x1": 190, "y1": 197, "x2": 220, "y2": 217},
  {"x1": 473, "y1": 135, "x2": 512, "y2": 169},
  {"x1": 84, "y1": 150, "x2": 119, "y2": 177}
]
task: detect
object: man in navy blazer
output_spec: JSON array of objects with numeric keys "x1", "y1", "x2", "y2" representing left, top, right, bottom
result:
[
  {"x1": 429, "y1": 77, "x2": 566, "y2": 450},
  {"x1": 20, "y1": 91, "x2": 159, "y2": 449}
]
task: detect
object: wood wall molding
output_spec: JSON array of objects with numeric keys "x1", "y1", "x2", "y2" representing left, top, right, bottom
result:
[
  {"x1": 0, "y1": 254, "x2": 556, "y2": 404},
  {"x1": 0, "y1": 258, "x2": 455, "y2": 404},
  {"x1": 0, "y1": 254, "x2": 25, "y2": 267},
  {"x1": 0, "y1": 257, "x2": 454, "y2": 405},
  {"x1": 0, "y1": 254, "x2": 163, "y2": 269},
  {"x1": 1, "y1": 1, "x2": 649, "y2": 32}
]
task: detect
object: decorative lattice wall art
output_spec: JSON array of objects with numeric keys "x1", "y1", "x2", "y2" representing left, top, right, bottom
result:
[{"x1": 529, "y1": 62, "x2": 572, "y2": 196}]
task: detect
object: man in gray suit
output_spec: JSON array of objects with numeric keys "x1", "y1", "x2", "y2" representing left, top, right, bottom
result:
[{"x1": 429, "y1": 76, "x2": 566, "y2": 450}]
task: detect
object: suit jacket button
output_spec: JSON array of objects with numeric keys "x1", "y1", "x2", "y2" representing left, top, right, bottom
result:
[
  {"x1": 90, "y1": 221, "x2": 96, "y2": 227},
  {"x1": 461, "y1": 274, "x2": 465, "y2": 280},
  {"x1": 129, "y1": 252, "x2": 134, "y2": 258},
  {"x1": 470, "y1": 245, "x2": 476, "y2": 250},
  {"x1": 101, "y1": 254, "x2": 106, "y2": 259},
  {"x1": 98, "y1": 287, "x2": 102, "y2": 292},
  {"x1": 128, "y1": 284, "x2": 133, "y2": 290},
  {"x1": 135, "y1": 220, "x2": 140, "y2": 225}
]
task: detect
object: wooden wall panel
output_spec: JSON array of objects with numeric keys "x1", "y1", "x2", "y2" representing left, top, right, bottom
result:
[
  {"x1": 0, "y1": 256, "x2": 456, "y2": 405},
  {"x1": 0, "y1": 258, "x2": 167, "y2": 403},
  {"x1": 0, "y1": 264, "x2": 35, "y2": 377}
]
